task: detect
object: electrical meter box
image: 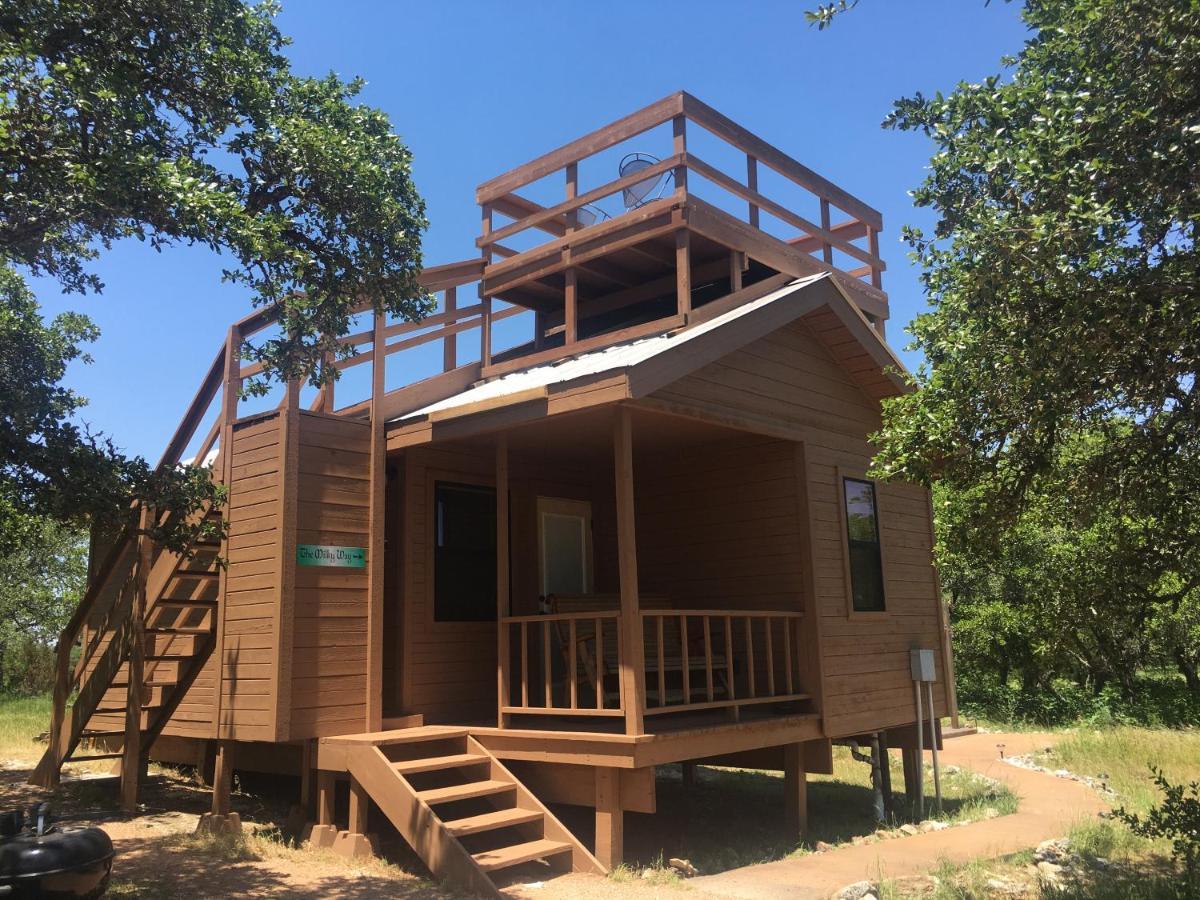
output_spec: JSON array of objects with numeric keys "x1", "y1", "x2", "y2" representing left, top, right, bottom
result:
[{"x1": 910, "y1": 648, "x2": 936, "y2": 682}]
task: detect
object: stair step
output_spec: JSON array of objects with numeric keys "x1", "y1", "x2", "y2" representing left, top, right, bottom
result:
[
  {"x1": 145, "y1": 631, "x2": 200, "y2": 655},
  {"x1": 417, "y1": 780, "x2": 514, "y2": 805},
  {"x1": 64, "y1": 752, "x2": 124, "y2": 763},
  {"x1": 444, "y1": 808, "x2": 543, "y2": 837},
  {"x1": 393, "y1": 753, "x2": 489, "y2": 775},
  {"x1": 472, "y1": 839, "x2": 572, "y2": 873}
]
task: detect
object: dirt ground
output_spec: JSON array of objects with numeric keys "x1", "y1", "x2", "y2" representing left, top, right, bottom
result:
[{"x1": 0, "y1": 732, "x2": 1099, "y2": 900}]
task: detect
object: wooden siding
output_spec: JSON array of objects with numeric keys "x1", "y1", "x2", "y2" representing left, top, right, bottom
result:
[
  {"x1": 394, "y1": 445, "x2": 618, "y2": 724},
  {"x1": 220, "y1": 413, "x2": 283, "y2": 742},
  {"x1": 646, "y1": 314, "x2": 950, "y2": 738},
  {"x1": 289, "y1": 411, "x2": 372, "y2": 738}
]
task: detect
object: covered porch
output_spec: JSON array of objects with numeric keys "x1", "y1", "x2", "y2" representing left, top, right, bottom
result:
[{"x1": 387, "y1": 401, "x2": 821, "y2": 739}]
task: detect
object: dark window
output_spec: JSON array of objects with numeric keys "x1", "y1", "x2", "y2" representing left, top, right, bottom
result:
[
  {"x1": 843, "y1": 478, "x2": 885, "y2": 612},
  {"x1": 434, "y1": 482, "x2": 497, "y2": 622}
]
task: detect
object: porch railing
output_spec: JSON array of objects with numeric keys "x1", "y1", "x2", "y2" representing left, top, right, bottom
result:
[{"x1": 499, "y1": 608, "x2": 808, "y2": 729}]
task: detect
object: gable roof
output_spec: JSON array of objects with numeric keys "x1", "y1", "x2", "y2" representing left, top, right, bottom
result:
[{"x1": 388, "y1": 273, "x2": 908, "y2": 437}]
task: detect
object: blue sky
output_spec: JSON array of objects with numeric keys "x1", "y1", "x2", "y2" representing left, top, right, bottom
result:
[{"x1": 31, "y1": 0, "x2": 1030, "y2": 461}]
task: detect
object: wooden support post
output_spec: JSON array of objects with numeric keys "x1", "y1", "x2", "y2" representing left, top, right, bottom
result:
[
  {"x1": 496, "y1": 436, "x2": 511, "y2": 727},
  {"x1": 271, "y1": 378, "x2": 299, "y2": 741},
  {"x1": 901, "y1": 745, "x2": 921, "y2": 805},
  {"x1": 119, "y1": 503, "x2": 153, "y2": 813},
  {"x1": 565, "y1": 161, "x2": 579, "y2": 231},
  {"x1": 299, "y1": 740, "x2": 314, "y2": 813},
  {"x1": 348, "y1": 777, "x2": 369, "y2": 834},
  {"x1": 675, "y1": 229, "x2": 691, "y2": 319},
  {"x1": 365, "y1": 310, "x2": 386, "y2": 732},
  {"x1": 565, "y1": 268, "x2": 578, "y2": 345},
  {"x1": 442, "y1": 286, "x2": 457, "y2": 371},
  {"x1": 211, "y1": 739, "x2": 234, "y2": 817},
  {"x1": 594, "y1": 767, "x2": 623, "y2": 871},
  {"x1": 613, "y1": 407, "x2": 645, "y2": 736},
  {"x1": 317, "y1": 771, "x2": 335, "y2": 826},
  {"x1": 820, "y1": 199, "x2": 834, "y2": 264},
  {"x1": 212, "y1": 325, "x2": 241, "y2": 743},
  {"x1": 682, "y1": 763, "x2": 697, "y2": 788},
  {"x1": 672, "y1": 115, "x2": 688, "y2": 194},
  {"x1": 868, "y1": 225, "x2": 882, "y2": 289},
  {"x1": 729, "y1": 249, "x2": 746, "y2": 293},
  {"x1": 784, "y1": 743, "x2": 808, "y2": 836},
  {"x1": 321, "y1": 347, "x2": 336, "y2": 412},
  {"x1": 480, "y1": 296, "x2": 492, "y2": 368},
  {"x1": 746, "y1": 155, "x2": 760, "y2": 227}
]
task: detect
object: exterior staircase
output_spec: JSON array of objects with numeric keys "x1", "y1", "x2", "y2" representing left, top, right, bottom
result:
[
  {"x1": 337, "y1": 726, "x2": 602, "y2": 896},
  {"x1": 30, "y1": 508, "x2": 222, "y2": 787}
]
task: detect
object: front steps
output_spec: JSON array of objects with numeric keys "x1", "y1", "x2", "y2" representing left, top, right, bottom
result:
[{"x1": 327, "y1": 726, "x2": 602, "y2": 897}]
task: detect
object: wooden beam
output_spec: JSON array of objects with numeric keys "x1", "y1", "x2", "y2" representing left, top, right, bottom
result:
[
  {"x1": 317, "y1": 770, "x2": 336, "y2": 826},
  {"x1": 213, "y1": 324, "x2": 241, "y2": 741},
  {"x1": 746, "y1": 155, "x2": 760, "y2": 228},
  {"x1": 442, "y1": 286, "x2": 457, "y2": 372},
  {"x1": 565, "y1": 269, "x2": 578, "y2": 345},
  {"x1": 675, "y1": 230, "x2": 691, "y2": 319},
  {"x1": 366, "y1": 311, "x2": 386, "y2": 732},
  {"x1": 119, "y1": 504, "x2": 152, "y2": 812},
  {"x1": 212, "y1": 740, "x2": 234, "y2": 817},
  {"x1": 496, "y1": 436, "x2": 511, "y2": 728},
  {"x1": 784, "y1": 743, "x2": 808, "y2": 836},
  {"x1": 349, "y1": 777, "x2": 369, "y2": 835},
  {"x1": 477, "y1": 92, "x2": 685, "y2": 203},
  {"x1": 272, "y1": 379, "x2": 299, "y2": 741},
  {"x1": 594, "y1": 766, "x2": 623, "y2": 871},
  {"x1": 613, "y1": 407, "x2": 645, "y2": 737}
]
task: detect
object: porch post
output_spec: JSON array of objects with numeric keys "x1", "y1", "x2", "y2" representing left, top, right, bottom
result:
[
  {"x1": 784, "y1": 743, "x2": 808, "y2": 836},
  {"x1": 613, "y1": 406, "x2": 645, "y2": 736},
  {"x1": 594, "y1": 766, "x2": 623, "y2": 870},
  {"x1": 496, "y1": 436, "x2": 511, "y2": 727},
  {"x1": 365, "y1": 310, "x2": 386, "y2": 732}
]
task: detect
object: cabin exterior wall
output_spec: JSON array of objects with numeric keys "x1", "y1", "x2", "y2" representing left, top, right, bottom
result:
[{"x1": 647, "y1": 315, "x2": 951, "y2": 739}]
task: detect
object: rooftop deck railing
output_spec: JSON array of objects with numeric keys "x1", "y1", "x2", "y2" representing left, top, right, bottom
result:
[{"x1": 475, "y1": 91, "x2": 886, "y2": 295}]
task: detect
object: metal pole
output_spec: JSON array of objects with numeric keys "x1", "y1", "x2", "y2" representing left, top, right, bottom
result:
[
  {"x1": 928, "y1": 680, "x2": 943, "y2": 815},
  {"x1": 914, "y1": 680, "x2": 925, "y2": 820},
  {"x1": 869, "y1": 734, "x2": 885, "y2": 823}
]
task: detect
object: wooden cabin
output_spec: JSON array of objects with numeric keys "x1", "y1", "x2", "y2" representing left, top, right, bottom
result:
[{"x1": 35, "y1": 92, "x2": 957, "y2": 896}]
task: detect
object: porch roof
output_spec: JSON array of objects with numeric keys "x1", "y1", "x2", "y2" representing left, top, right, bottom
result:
[{"x1": 391, "y1": 273, "x2": 907, "y2": 427}]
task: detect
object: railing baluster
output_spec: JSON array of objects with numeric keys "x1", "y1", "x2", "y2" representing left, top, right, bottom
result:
[
  {"x1": 724, "y1": 615, "x2": 736, "y2": 703},
  {"x1": 745, "y1": 616, "x2": 756, "y2": 698},
  {"x1": 783, "y1": 616, "x2": 793, "y2": 695},
  {"x1": 656, "y1": 615, "x2": 666, "y2": 708},
  {"x1": 520, "y1": 622, "x2": 529, "y2": 707},
  {"x1": 595, "y1": 616, "x2": 604, "y2": 710},
  {"x1": 703, "y1": 616, "x2": 714, "y2": 702},
  {"x1": 569, "y1": 618, "x2": 578, "y2": 710},
  {"x1": 543, "y1": 620, "x2": 552, "y2": 708},
  {"x1": 765, "y1": 618, "x2": 776, "y2": 697},
  {"x1": 680, "y1": 614, "x2": 690, "y2": 706}
]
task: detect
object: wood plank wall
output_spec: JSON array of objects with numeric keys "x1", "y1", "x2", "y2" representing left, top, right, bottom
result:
[
  {"x1": 220, "y1": 412, "x2": 284, "y2": 742},
  {"x1": 393, "y1": 444, "x2": 618, "y2": 724},
  {"x1": 647, "y1": 317, "x2": 950, "y2": 739},
  {"x1": 289, "y1": 411, "x2": 372, "y2": 738}
]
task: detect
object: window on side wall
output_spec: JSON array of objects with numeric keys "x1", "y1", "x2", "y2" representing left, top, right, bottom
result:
[
  {"x1": 433, "y1": 481, "x2": 497, "y2": 622},
  {"x1": 842, "y1": 477, "x2": 886, "y2": 613}
]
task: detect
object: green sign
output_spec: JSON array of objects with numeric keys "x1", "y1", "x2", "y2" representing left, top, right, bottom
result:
[{"x1": 296, "y1": 544, "x2": 367, "y2": 568}]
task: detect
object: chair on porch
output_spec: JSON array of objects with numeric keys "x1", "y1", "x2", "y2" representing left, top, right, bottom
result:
[{"x1": 544, "y1": 594, "x2": 734, "y2": 709}]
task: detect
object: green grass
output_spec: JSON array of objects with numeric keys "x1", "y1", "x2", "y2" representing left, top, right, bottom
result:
[
  {"x1": 608, "y1": 748, "x2": 1018, "y2": 876},
  {"x1": 0, "y1": 693, "x2": 51, "y2": 759}
]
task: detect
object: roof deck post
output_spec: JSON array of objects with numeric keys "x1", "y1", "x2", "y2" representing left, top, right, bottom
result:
[
  {"x1": 613, "y1": 406, "x2": 645, "y2": 736},
  {"x1": 442, "y1": 286, "x2": 457, "y2": 371},
  {"x1": 496, "y1": 435, "x2": 511, "y2": 728}
]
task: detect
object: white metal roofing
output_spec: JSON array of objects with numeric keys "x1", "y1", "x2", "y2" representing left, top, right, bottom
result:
[{"x1": 395, "y1": 273, "x2": 830, "y2": 422}]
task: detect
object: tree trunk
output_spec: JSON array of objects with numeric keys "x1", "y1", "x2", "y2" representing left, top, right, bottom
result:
[{"x1": 1176, "y1": 652, "x2": 1200, "y2": 694}]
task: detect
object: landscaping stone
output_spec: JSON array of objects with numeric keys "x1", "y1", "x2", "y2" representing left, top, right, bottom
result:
[
  {"x1": 835, "y1": 881, "x2": 876, "y2": 900},
  {"x1": 667, "y1": 857, "x2": 698, "y2": 877},
  {"x1": 1036, "y1": 860, "x2": 1065, "y2": 884},
  {"x1": 815, "y1": 840, "x2": 834, "y2": 852},
  {"x1": 985, "y1": 876, "x2": 1026, "y2": 895},
  {"x1": 900, "y1": 823, "x2": 920, "y2": 836}
]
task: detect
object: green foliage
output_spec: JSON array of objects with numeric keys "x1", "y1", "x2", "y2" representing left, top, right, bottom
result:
[
  {"x1": 0, "y1": 1, "x2": 428, "y2": 556},
  {"x1": 1114, "y1": 767, "x2": 1200, "y2": 891},
  {"x1": 804, "y1": 0, "x2": 859, "y2": 30},
  {"x1": 0, "y1": 508, "x2": 85, "y2": 693}
]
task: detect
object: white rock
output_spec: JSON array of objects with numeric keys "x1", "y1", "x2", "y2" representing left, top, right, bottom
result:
[
  {"x1": 836, "y1": 880, "x2": 876, "y2": 900},
  {"x1": 1037, "y1": 861, "x2": 1065, "y2": 883},
  {"x1": 899, "y1": 823, "x2": 920, "y2": 836},
  {"x1": 920, "y1": 820, "x2": 950, "y2": 832}
]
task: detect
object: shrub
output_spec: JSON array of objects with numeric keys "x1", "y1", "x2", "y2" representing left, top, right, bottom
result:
[{"x1": 1112, "y1": 766, "x2": 1200, "y2": 891}]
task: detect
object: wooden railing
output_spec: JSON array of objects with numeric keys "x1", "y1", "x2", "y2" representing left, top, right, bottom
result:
[
  {"x1": 475, "y1": 91, "x2": 885, "y2": 292},
  {"x1": 498, "y1": 607, "x2": 808, "y2": 730},
  {"x1": 640, "y1": 610, "x2": 808, "y2": 717},
  {"x1": 500, "y1": 612, "x2": 626, "y2": 718}
]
